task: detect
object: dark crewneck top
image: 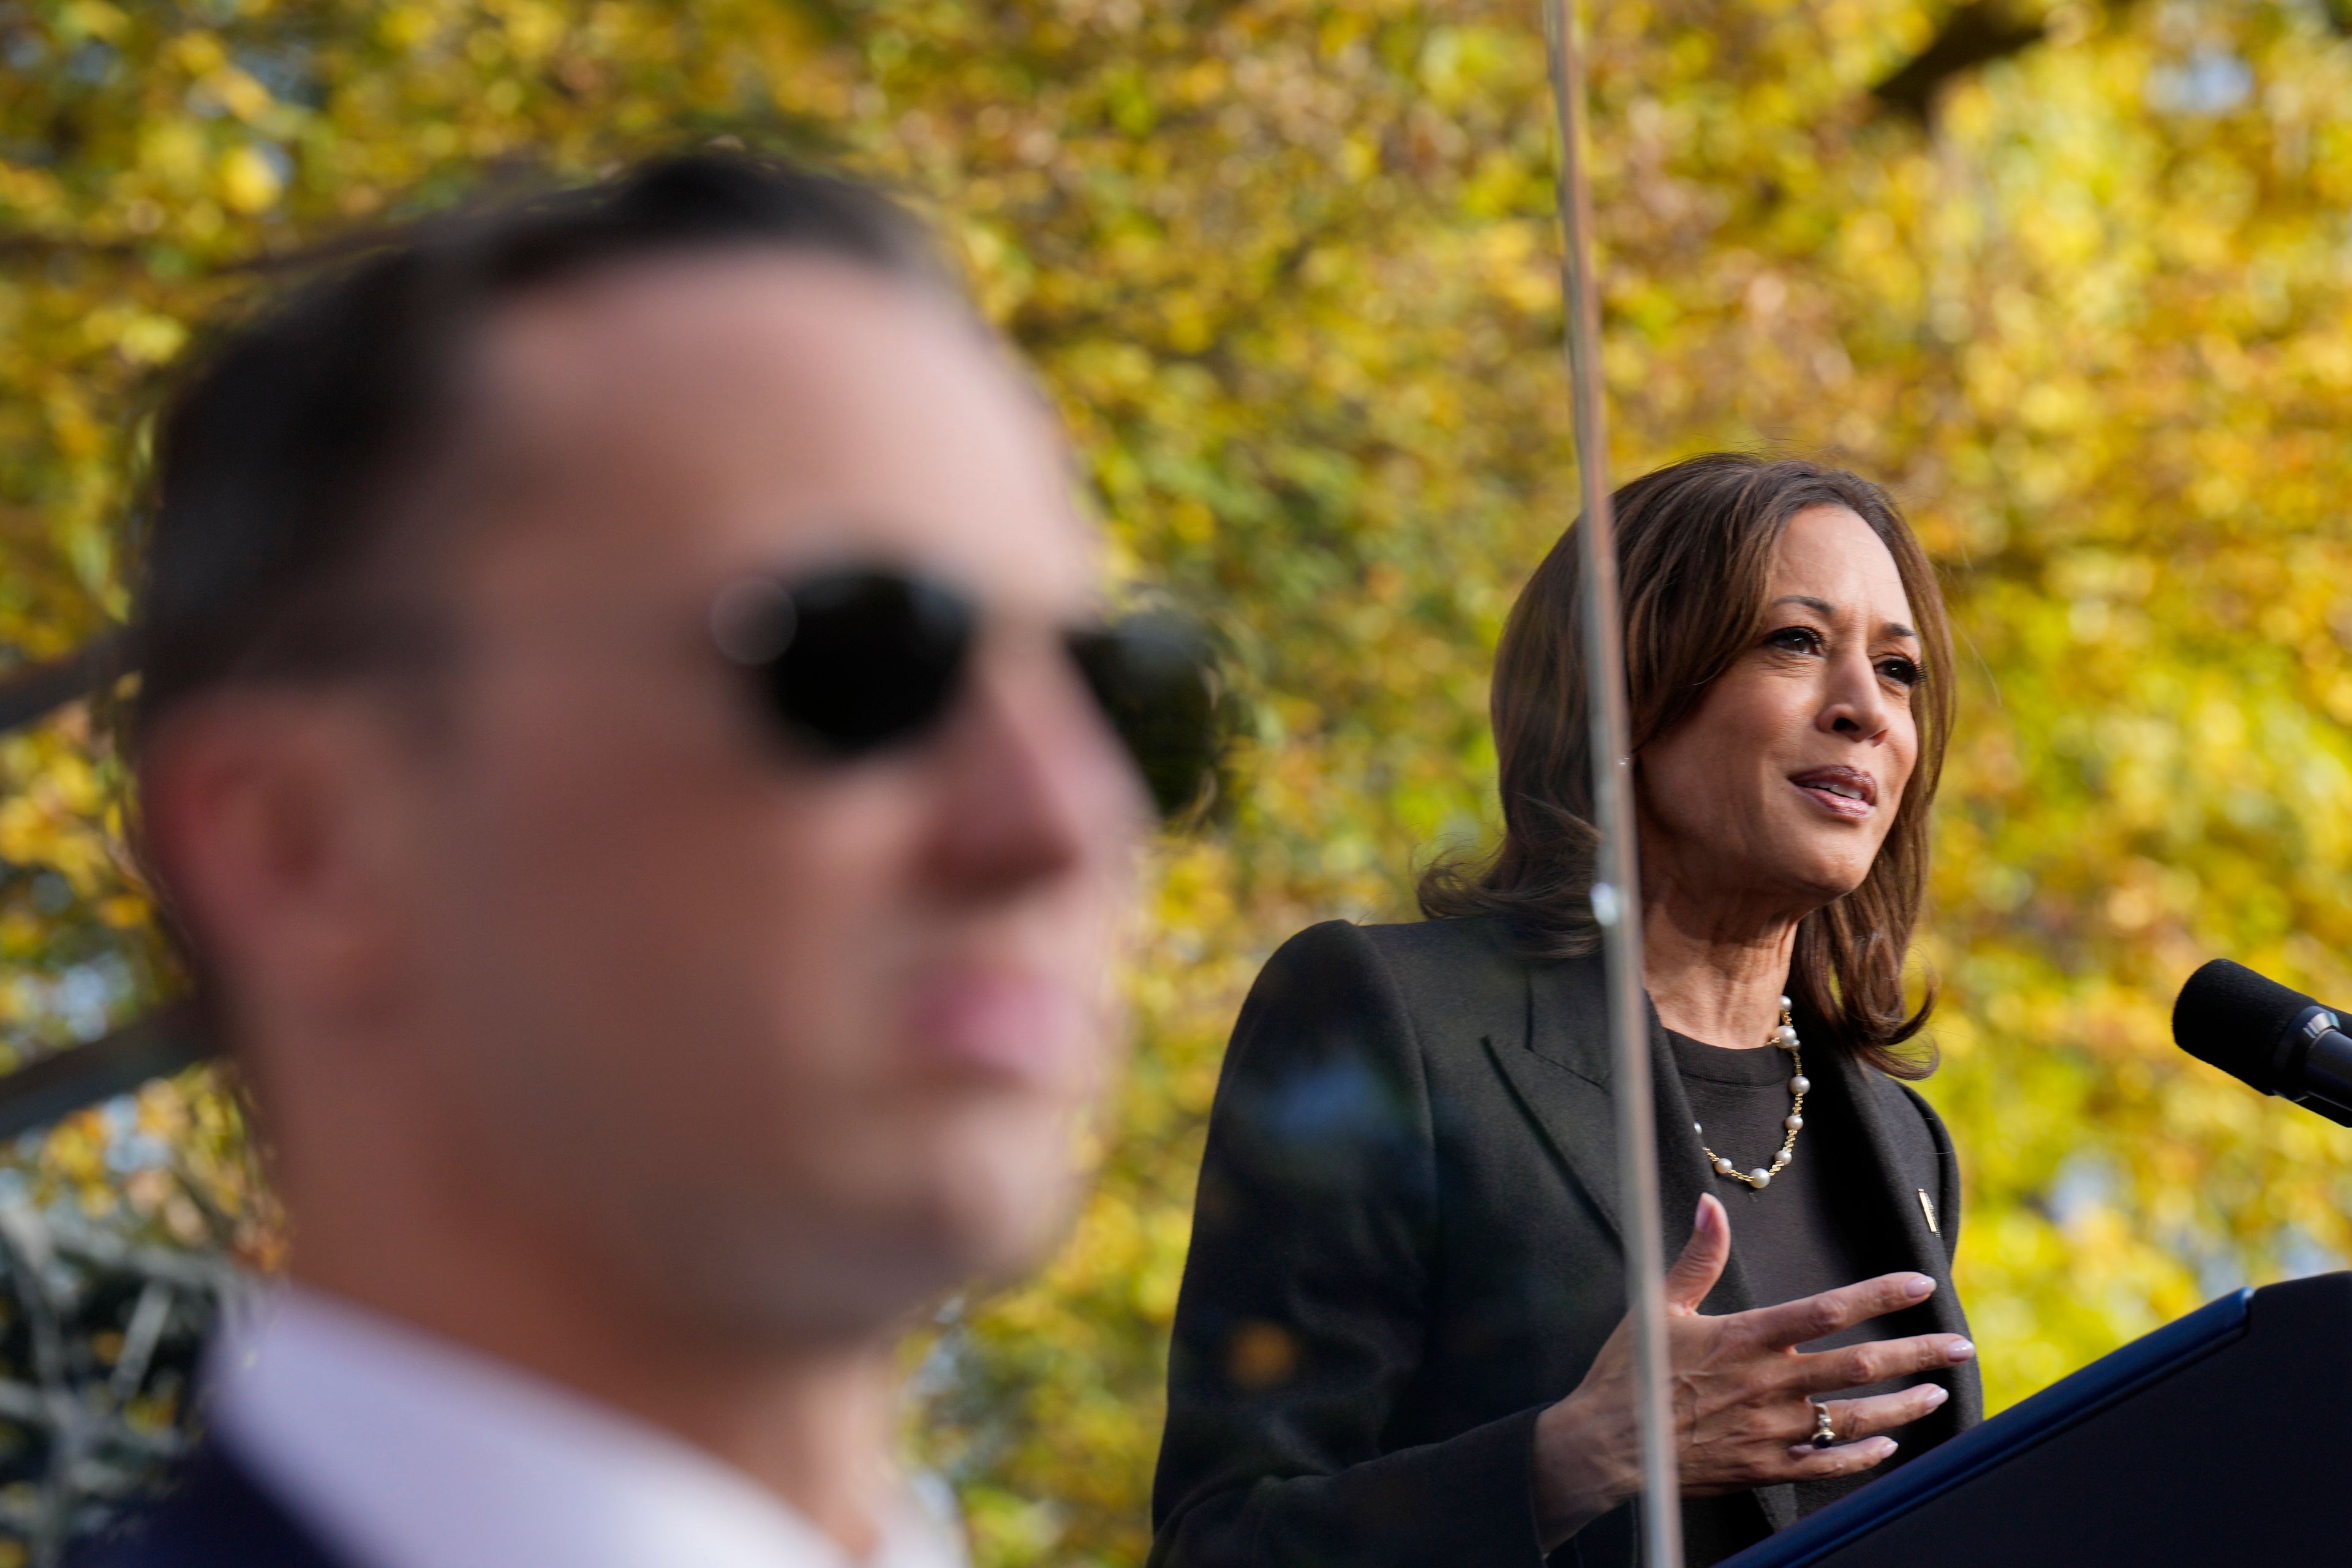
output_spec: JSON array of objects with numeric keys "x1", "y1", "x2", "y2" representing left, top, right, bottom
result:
[{"x1": 1667, "y1": 1029, "x2": 1911, "y2": 1542}]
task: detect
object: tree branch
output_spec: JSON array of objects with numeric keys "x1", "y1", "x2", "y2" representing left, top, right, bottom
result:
[{"x1": 1872, "y1": 2, "x2": 2049, "y2": 121}]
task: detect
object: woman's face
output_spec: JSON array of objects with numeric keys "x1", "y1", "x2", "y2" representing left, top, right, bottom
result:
[{"x1": 1637, "y1": 504, "x2": 1923, "y2": 918}]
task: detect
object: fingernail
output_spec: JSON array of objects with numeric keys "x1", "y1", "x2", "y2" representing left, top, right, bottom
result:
[
  {"x1": 1878, "y1": 1438, "x2": 1899, "y2": 1455},
  {"x1": 1904, "y1": 1275, "x2": 1935, "y2": 1299},
  {"x1": 1923, "y1": 1384, "x2": 1948, "y2": 1407},
  {"x1": 1947, "y1": 1338, "x2": 1975, "y2": 1362}
]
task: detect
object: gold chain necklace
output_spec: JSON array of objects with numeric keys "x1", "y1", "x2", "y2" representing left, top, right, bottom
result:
[{"x1": 1693, "y1": 996, "x2": 1809, "y2": 1191}]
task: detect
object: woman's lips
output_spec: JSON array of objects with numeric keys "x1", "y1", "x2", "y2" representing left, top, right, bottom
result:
[{"x1": 1788, "y1": 766, "x2": 1877, "y2": 820}]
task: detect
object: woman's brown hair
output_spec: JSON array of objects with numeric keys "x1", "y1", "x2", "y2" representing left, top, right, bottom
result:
[{"x1": 1419, "y1": 452, "x2": 1955, "y2": 1077}]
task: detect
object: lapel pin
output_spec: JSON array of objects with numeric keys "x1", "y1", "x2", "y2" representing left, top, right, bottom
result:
[{"x1": 1918, "y1": 1188, "x2": 1939, "y2": 1234}]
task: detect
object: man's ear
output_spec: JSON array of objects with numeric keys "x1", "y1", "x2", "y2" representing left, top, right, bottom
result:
[{"x1": 140, "y1": 692, "x2": 423, "y2": 1031}]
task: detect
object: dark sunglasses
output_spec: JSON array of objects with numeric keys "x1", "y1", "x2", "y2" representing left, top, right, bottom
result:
[{"x1": 710, "y1": 566, "x2": 1220, "y2": 820}]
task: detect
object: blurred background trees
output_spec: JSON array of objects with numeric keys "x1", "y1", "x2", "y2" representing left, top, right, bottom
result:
[{"x1": 4, "y1": 0, "x2": 2352, "y2": 1561}]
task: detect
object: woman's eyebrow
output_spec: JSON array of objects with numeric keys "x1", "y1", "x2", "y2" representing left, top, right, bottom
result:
[{"x1": 1768, "y1": 595, "x2": 1917, "y2": 642}]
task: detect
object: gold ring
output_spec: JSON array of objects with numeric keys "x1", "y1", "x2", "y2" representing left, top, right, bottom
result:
[{"x1": 1808, "y1": 1399, "x2": 1837, "y2": 1449}]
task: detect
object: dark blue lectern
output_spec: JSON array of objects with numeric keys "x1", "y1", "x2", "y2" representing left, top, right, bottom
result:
[{"x1": 1721, "y1": 1271, "x2": 2352, "y2": 1566}]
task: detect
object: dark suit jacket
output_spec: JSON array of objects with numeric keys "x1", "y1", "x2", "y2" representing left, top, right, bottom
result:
[
  {"x1": 1150, "y1": 916, "x2": 1980, "y2": 1568},
  {"x1": 67, "y1": 1444, "x2": 344, "y2": 1568}
]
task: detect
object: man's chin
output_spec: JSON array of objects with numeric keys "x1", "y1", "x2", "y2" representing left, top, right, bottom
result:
[
  {"x1": 904, "y1": 1153, "x2": 1087, "y2": 1294},
  {"x1": 627, "y1": 1167, "x2": 1085, "y2": 1343},
  {"x1": 944, "y1": 1191, "x2": 1085, "y2": 1298}
]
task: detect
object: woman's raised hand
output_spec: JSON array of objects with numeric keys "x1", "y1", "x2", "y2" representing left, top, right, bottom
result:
[{"x1": 1531, "y1": 1194, "x2": 1976, "y2": 1550}]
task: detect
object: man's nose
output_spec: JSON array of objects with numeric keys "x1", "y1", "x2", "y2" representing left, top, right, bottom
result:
[{"x1": 924, "y1": 644, "x2": 1145, "y2": 895}]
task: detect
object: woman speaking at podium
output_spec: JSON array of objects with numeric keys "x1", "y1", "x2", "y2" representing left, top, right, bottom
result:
[{"x1": 1150, "y1": 454, "x2": 1983, "y2": 1568}]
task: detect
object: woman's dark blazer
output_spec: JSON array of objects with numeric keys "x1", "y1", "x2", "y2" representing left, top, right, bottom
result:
[{"x1": 1150, "y1": 914, "x2": 1980, "y2": 1568}]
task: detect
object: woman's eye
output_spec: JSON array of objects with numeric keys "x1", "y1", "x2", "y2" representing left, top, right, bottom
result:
[
  {"x1": 1765, "y1": 625, "x2": 1823, "y2": 654},
  {"x1": 1879, "y1": 656, "x2": 1924, "y2": 688}
]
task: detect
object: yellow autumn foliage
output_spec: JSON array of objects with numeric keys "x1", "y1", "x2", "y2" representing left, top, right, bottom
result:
[{"x1": 2, "y1": 0, "x2": 2351, "y2": 1563}]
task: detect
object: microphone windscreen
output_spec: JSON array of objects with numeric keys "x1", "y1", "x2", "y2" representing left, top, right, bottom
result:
[{"x1": 2174, "y1": 959, "x2": 2314, "y2": 1093}]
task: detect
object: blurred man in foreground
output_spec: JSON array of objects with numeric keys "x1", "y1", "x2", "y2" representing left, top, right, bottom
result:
[{"x1": 83, "y1": 153, "x2": 1195, "y2": 1567}]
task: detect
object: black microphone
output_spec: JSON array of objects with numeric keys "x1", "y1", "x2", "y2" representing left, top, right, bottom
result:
[{"x1": 2174, "y1": 959, "x2": 2352, "y2": 1128}]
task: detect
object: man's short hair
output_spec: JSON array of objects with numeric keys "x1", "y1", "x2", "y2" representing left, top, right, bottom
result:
[{"x1": 128, "y1": 151, "x2": 950, "y2": 748}]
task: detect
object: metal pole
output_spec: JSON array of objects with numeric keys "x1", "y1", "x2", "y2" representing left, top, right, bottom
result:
[{"x1": 1540, "y1": 4, "x2": 1681, "y2": 1564}]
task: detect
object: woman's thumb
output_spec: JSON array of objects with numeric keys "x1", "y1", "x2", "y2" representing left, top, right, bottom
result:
[{"x1": 1663, "y1": 1194, "x2": 1730, "y2": 1310}]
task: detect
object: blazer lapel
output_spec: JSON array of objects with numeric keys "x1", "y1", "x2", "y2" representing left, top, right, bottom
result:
[
  {"x1": 1488, "y1": 956, "x2": 1791, "y2": 1541},
  {"x1": 1482, "y1": 955, "x2": 1762, "y2": 1315},
  {"x1": 1825, "y1": 1050, "x2": 1967, "y2": 1338},
  {"x1": 1480, "y1": 955, "x2": 1622, "y2": 1241}
]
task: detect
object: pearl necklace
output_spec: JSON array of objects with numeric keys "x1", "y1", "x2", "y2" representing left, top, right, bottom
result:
[{"x1": 1692, "y1": 995, "x2": 1809, "y2": 1191}]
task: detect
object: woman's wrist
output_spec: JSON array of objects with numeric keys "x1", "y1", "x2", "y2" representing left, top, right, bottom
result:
[{"x1": 1531, "y1": 1389, "x2": 1642, "y2": 1550}]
